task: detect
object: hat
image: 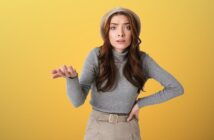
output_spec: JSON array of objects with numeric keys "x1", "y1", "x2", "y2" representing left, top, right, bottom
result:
[{"x1": 100, "y1": 7, "x2": 141, "y2": 40}]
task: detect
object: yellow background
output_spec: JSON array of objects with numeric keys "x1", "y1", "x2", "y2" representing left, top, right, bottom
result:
[{"x1": 0, "y1": 0, "x2": 213, "y2": 140}]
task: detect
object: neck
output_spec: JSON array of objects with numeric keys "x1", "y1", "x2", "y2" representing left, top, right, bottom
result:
[{"x1": 112, "y1": 48, "x2": 128, "y2": 62}]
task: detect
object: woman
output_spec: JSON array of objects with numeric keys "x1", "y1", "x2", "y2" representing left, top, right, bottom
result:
[{"x1": 51, "y1": 7, "x2": 184, "y2": 140}]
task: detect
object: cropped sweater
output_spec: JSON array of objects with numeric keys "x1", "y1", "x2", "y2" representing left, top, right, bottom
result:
[{"x1": 65, "y1": 47, "x2": 184, "y2": 114}]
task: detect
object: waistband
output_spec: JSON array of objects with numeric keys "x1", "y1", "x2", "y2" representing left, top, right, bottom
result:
[{"x1": 91, "y1": 109, "x2": 129, "y2": 124}]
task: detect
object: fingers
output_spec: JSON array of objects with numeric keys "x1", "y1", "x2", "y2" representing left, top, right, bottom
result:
[
  {"x1": 68, "y1": 65, "x2": 78, "y2": 78},
  {"x1": 51, "y1": 69, "x2": 61, "y2": 79},
  {"x1": 51, "y1": 65, "x2": 78, "y2": 79},
  {"x1": 127, "y1": 112, "x2": 139, "y2": 122},
  {"x1": 127, "y1": 105, "x2": 140, "y2": 122},
  {"x1": 58, "y1": 68, "x2": 66, "y2": 77},
  {"x1": 52, "y1": 72, "x2": 60, "y2": 79},
  {"x1": 127, "y1": 111, "x2": 134, "y2": 122},
  {"x1": 52, "y1": 69, "x2": 58, "y2": 74},
  {"x1": 62, "y1": 65, "x2": 71, "y2": 77}
]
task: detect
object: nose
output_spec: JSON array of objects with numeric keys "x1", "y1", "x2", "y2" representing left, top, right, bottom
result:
[{"x1": 118, "y1": 27, "x2": 125, "y2": 37}]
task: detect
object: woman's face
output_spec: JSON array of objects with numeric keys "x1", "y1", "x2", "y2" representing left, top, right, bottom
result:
[{"x1": 109, "y1": 14, "x2": 132, "y2": 53}]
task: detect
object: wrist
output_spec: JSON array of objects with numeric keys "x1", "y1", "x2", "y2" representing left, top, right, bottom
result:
[
  {"x1": 135, "y1": 101, "x2": 140, "y2": 109},
  {"x1": 68, "y1": 76, "x2": 77, "y2": 79}
]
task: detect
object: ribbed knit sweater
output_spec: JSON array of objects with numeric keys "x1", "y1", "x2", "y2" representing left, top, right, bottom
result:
[{"x1": 65, "y1": 47, "x2": 184, "y2": 114}]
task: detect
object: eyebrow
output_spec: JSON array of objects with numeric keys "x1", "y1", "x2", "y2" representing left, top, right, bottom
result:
[{"x1": 110, "y1": 22, "x2": 130, "y2": 25}]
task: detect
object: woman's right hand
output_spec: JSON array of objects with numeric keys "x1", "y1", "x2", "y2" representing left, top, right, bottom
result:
[{"x1": 51, "y1": 65, "x2": 78, "y2": 79}]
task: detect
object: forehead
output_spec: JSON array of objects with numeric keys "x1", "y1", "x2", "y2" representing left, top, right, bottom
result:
[{"x1": 110, "y1": 14, "x2": 130, "y2": 24}]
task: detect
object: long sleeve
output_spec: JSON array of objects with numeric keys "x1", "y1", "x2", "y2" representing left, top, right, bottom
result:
[
  {"x1": 65, "y1": 48, "x2": 97, "y2": 108},
  {"x1": 137, "y1": 53, "x2": 184, "y2": 108}
]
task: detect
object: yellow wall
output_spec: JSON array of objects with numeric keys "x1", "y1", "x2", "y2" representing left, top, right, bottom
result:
[{"x1": 0, "y1": 0, "x2": 213, "y2": 140}]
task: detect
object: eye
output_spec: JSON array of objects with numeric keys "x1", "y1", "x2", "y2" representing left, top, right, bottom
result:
[
  {"x1": 110, "y1": 26, "x2": 116, "y2": 30},
  {"x1": 126, "y1": 25, "x2": 131, "y2": 30}
]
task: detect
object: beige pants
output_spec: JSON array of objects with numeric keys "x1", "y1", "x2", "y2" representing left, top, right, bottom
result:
[{"x1": 84, "y1": 109, "x2": 142, "y2": 140}]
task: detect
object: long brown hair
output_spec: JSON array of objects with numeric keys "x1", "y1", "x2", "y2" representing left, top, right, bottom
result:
[{"x1": 95, "y1": 12, "x2": 147, "y2": 94}]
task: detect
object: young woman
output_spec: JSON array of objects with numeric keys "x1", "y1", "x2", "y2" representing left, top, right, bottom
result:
[{"x1": 51, "y1": 7, "x2": 184, "y2": 140}]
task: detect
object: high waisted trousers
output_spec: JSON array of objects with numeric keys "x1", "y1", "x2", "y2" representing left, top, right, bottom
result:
[{"x1": 83, "y1": 109, "x2": 142, "y2": 140}]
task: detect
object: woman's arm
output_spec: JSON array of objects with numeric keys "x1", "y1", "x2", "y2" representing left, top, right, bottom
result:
[
  {"x1": 66, "y1": 48, "x2": 97, "y2": 108},
  {"x1": 137, "y1": 53, "x2": 184, "y2": 108}
]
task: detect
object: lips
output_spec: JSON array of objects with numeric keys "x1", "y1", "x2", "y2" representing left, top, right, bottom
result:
[{"x1": 116, "y1": 39, "x2": 126, "y2": 43}]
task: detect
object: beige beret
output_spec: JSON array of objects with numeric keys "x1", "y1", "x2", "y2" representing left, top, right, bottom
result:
[{"x1": 100, "y1": 7, "x2": 141, "y2": 40}]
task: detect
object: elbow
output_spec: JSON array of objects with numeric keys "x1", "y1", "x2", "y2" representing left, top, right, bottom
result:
[
  {"x1": 175, "y1": 83, "x2": 185, "y2": 96},
  {"x1": 72, "y1": 101, "x2": 84, "y2": 108},
  {"x1": 180, "y1": 85, "x2": 185, "y2": 95},
  {"x1": 67, "y1": 98, "x2": 83, "y2": 108}
]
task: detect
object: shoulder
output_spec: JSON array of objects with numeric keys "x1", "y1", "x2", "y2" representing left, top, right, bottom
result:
[
  {"x1": 139, "y1": 50, "x2": 149, "y2": 62},
  {"x1": 139, "y1": 50, "x2": 147, "y2": 56},
  {"x1": 139, "y1": 50, "x2": 164, "y2": 75},
  {"x1": 84, "y1": 46, "x2": 101, "y2": 64},
  {"x1": 88, "y1": 46, "x2": 100, "y2": 57},
  {"x1": 139, "y1": 50, "x2": 156, "y2": 70}
]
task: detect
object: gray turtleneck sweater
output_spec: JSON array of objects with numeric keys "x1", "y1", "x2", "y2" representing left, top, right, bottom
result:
[{"x1": 65, "y1": 47, "x2": 184, "y2": 114}]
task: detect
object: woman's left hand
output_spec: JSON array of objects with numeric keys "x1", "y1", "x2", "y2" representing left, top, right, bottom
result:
[{"x1": 127, "y1": 103, "x2": 140, "y2": 122}]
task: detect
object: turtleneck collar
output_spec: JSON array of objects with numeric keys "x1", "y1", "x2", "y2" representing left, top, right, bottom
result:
[{"x1": 112, "y1": 48, "x2": 128, "y2": 62}]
